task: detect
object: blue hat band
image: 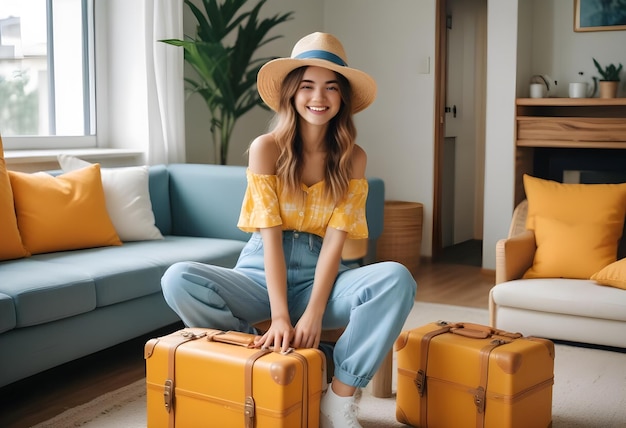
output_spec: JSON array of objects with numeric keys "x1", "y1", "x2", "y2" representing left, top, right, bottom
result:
[{"x1": 294, "y1": 50, "x2": 347, "y2": 67}]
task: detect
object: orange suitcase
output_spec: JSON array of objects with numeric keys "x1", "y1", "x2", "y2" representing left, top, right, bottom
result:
[
  {"x1": 145, "y1": 328, "x2": 326, "y2": 428},
  {"x1": 395, "y1": 321, "x2": 554, "y2": 428}
]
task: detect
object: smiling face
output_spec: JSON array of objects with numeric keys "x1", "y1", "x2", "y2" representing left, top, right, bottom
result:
[{"x1": 293, "y1": 66, "x2": 343, "y2": 128}]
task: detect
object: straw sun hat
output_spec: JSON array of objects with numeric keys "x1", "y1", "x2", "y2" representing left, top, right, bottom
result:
[{"x1": 257, "y1": 32, "x2": 377, "y2": 113}]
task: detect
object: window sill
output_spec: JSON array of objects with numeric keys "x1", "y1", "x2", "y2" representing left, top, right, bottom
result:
[{"x1": 4, "y1": 148, "x2": 145, "y2": 173}]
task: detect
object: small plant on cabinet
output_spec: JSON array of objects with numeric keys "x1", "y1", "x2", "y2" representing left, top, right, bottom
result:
[{"x1": 592, "y1": 58, "x2": 623, "y2": 98}]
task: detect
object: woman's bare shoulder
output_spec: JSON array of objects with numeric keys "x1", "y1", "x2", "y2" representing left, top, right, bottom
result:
[{"x1": 248, "y1": 133, "x2": 280, "y2": 174}]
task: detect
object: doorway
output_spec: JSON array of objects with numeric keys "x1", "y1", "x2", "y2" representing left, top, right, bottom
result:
[{"x1": 433, "y1": 0, "x2": 487, "y2": 266}]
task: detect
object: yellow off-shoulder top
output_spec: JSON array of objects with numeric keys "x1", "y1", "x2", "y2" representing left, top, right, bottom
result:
[{"x1": 237, "y1": 169, "x2": 368, "y2": 239}]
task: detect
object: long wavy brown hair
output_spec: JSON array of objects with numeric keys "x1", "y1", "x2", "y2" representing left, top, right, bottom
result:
[{"x1": 269, "y1": 66, "x2": 357, "y2": 204}]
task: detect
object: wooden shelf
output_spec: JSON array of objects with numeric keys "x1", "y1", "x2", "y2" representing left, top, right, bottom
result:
[
  {"x1": 517, "y1": 98, "x2": 626, "y2": 106},
  {"x1": 516, "y1": 99, "x2": 626, "y2": 147},
  {"x1": 516, "y1": 140, "x2": 626, "y2": 149}
]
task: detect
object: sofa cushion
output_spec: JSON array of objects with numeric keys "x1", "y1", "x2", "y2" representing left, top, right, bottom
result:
[
  {"x1": 591, "y1": 258, "x2": 626, "y2": 290},
  {"x1": 8, "y1": 164, "x2": 122, "y2": 254},
  {"x1": 119, "y1": 236, "x2": 247, "y2": 270},
  {"x1": 491, "y1": 278, "x2": 626, "y2": 322},
  {"x1": 0, "y1": 292, "x2": 16, "y2": 333},
  {"x1": 58, "y1": 155, "x2": 163, "y2": 242},
  {"x1": 31, "y1": 236, "x2": 247, "y2": 307},
  {"x1": 167, "y1": 164, "x2": 250, "y2": 241},
  {"x1": 0, "y1": 135, "x2": 29, "y2": 261},
  {"x1": 522, "y1": 174, "x2": 626, "y2": 279},
  {"x1": 33, "y1": 248, "x2": 162, "y2": 308},
  {"x1": 0, "y1": 260, "x2": 96, "y2": 327}
]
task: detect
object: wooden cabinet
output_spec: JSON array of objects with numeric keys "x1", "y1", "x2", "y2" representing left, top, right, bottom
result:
[
  {"x1": 516, "y1": 98, "x2": 626, "y2": 148},
  {"x1": 514, "y1": 98, "x2": 626, "y2": 204}
]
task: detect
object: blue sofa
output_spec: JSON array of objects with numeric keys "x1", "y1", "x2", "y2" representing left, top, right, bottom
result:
[{"x1": 0, "y1": 163, "x2": 385, "y2": 387}]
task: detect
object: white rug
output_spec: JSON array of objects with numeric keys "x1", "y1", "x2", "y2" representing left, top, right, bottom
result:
[{"x1": 33, "y1": 302, "x2": 626, "y2": 427}]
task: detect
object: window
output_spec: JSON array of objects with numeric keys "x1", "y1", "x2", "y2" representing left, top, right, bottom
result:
[{"x1": 0, "y1": 0, "x2": 95, "y2": 149}]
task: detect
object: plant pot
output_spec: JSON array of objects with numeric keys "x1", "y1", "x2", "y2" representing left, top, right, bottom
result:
[{"x1": 598, "y1": 80, "x2": 619, "y2": 98}]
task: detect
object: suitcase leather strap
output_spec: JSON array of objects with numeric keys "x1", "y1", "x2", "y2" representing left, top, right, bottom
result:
[
  {"x1": 447, "y1": 325, "x2": 514, "y2": 427},
  {"x1": 417, "y1": 322, "x2": 454, "y2": 427},
  {"x1": 286, "y1": 352, "x2": 310, "y2": 428},
  {"x1": 416, "y1": 323, "x2": 514, "y2": 428},
  {"x1": 243, "y1": 350, "x2": 311, "y2": 428},
  {"x1": 244, "y1": 349, "x2": 271, "y2": 428},
  {"x1": 474, "y1": 339, "x2": 508, "y2": 428},
  {"x1": 164, "y1": 330, "x2": 209, "y2": 428},
  {"x1": 448, "y1": 324, "x2": 520, "y2": 426}
]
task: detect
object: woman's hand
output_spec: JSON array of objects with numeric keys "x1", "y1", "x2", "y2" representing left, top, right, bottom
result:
[
  {"x1": 253, "y1": 316, "x2": 294, "y2": 354},
  {"x1": 293, "y1": 309, "x2": 323, "y2": 349}
]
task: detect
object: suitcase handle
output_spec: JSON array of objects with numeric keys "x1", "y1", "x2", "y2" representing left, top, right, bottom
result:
[
  {"x1": 208, "y1": 330, "x2": 257, "y2": 347},
  {"x1": 449, "y1": 323, "x2": 522, "y2": 340}
]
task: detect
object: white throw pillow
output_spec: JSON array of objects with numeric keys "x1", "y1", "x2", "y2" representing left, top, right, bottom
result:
[{"x1": 57, "y1": 155, "x2": 163, "y2": 241}]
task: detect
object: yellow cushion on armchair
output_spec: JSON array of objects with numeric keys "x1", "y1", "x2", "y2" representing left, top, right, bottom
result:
[
  {"x1": 522, "y1": 175, "x2": 626, "y2": 279},
  {"x1": 527, "y1": 216, "x2": 620, "y2": 279},
  {"x1": 591, "y1": 258, "x2": 626, "y2": 290}
]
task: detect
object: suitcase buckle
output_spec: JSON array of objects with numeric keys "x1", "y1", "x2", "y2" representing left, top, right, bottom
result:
[
  {"x1": 414, "y1": 369, "x2": 426, "y2": 396},
  {"x1": 244, "y1": 396, "x2": 255, "y2": 419},
  {"x1": 474, "y1": 386, "x2": 486, "y2": 413},
  {"x1": 164, "y1": 379, "x2": 173, "y2": 413},
  {"x1": 180, "y1": 331, "x2": 207, "y2": 339}
]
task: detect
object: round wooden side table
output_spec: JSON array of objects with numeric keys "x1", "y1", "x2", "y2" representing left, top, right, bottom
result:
[{"x1": 376, "y1": 200, "x2": 423, "y2": 277}]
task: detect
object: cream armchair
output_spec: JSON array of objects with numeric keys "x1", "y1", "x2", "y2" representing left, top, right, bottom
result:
[
  {"x1": 489, "y1": 200, "x2": 626, "y2": 349},
  {"x1": 493, "y1": 200, "x2": 534, "y2": 285}
]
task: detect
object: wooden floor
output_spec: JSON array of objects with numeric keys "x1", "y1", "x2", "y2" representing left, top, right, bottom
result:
[{"x1": 0, "y1": 244, "x2": 494, "y2": 428}]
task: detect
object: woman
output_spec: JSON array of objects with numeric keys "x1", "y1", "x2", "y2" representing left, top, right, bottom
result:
[{"x1": 162, "y1": 32, "x2": 416, "y2": 428}]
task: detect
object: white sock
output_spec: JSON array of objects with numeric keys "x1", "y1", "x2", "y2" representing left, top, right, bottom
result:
[{"x1": 327, "y1": 383, "x2": 354, "y2": 401}]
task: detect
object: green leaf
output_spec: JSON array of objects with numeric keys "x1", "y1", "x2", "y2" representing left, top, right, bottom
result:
[{"x1": 593, "y1": 57, "x2": 623, "y2": 81}]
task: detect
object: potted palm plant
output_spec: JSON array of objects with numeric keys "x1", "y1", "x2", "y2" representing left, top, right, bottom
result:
[
  {"x1": 592, "y1": 58, "x2": 623, "y2": 99},
  {"x1": 161, "y1": 0, "x2": 293, "y2": 164}
]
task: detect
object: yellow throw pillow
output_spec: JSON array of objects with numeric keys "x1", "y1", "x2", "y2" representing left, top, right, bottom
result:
[
  {"x1": 9, "y1": 164, "x2": 122, "y2": 254},
  {"x1": 522, "y1": 175, "x2": 626, "y2": 279},
  {"x1": 590, "y1": 258, "x2": 626, "y2": 290},
  {"x1": 0, "y1": 135, "x2": 29, "y2": 260},
  {"x1": 524, "y1": 174, "x2": 626, "y2": 231},
  {"x1": 524, "y1": 216, "x2": 620, "y2": 279}
]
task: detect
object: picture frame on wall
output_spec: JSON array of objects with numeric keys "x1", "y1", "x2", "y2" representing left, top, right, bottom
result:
[{"x1": 575, "y1": 0, "x2": 626, "y2": 32}]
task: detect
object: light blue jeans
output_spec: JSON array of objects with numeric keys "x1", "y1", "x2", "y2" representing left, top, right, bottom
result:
[{"x1": 161, "y1": 231, "x2": 417, "y2": 388}]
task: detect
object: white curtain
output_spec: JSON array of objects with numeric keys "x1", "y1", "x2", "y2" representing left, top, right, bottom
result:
[{"x1": 145, "y1": 0, "x2": 185, "y2": 165}]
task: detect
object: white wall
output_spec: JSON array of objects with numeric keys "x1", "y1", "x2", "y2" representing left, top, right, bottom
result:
[
  {"x1": 524, "y1": 0, "x2": 626, "y2": 98},
  {"x1": 482, "y1": 0, "x2": 519, "y2": 270},
  {"x1": 324, "y1": 0, "x2": 436, "y2": 256}
]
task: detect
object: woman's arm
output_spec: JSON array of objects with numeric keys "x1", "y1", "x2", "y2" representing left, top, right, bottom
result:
[{"x1": 257, "y1": 225, "x2": 293, "y2": 353}]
